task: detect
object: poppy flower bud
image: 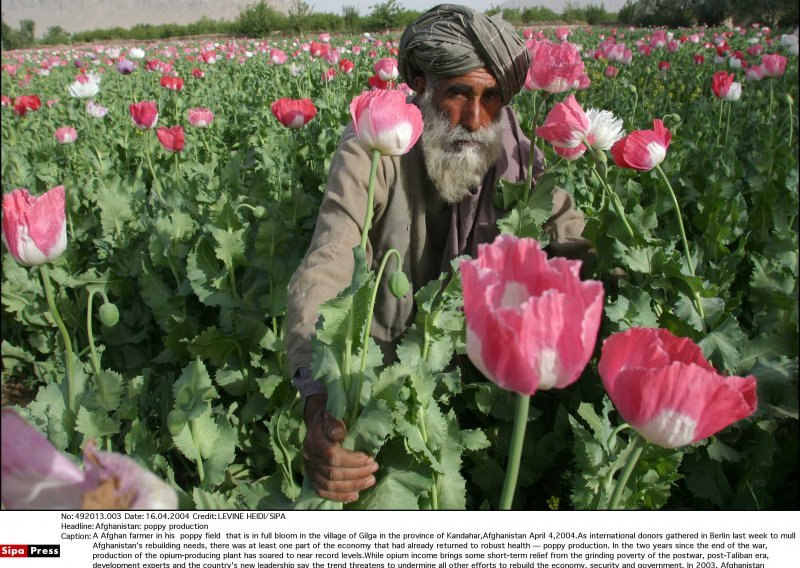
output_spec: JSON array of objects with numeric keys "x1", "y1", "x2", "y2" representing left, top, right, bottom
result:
[
  {"x1": 388, "y1": 271, "x2": 410, "y2": 298},
  {"x1": 98, "y1": 302, "x2": 120, "y2": 327},
  {"x1": 167, "y1": 409, "x2": 187, "y2": 436},
  {"x1": 253, "y1": 206, "x2": 267, "y2": 219}
]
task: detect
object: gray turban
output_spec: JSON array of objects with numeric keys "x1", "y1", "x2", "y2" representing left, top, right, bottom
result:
[{"x1": 398, "y1": 4, "x2": 531, "y2": 106}]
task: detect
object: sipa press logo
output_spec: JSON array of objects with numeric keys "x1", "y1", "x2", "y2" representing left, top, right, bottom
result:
[{"x1": 0, "y1": 545, "x2": 61, "y2": 558}]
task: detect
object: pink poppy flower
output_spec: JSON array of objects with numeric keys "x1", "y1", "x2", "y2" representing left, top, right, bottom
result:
[
  {"x1": 374, "y1": 57, "x2": 399, "y2": 82},
  {"x1": 1, "y1": 409, "x2": 177, "y2": 509},
  {"x1": 187, "y1": 107, "x2": 214, "y2": 128},
  {"x1": 191, "y1": 68, "x2": 204, "y2": 79},
  {"x1": 611, "y1": 119, "x2": 671, "y2": 171},
  {"x1": 86, "y1": 100, "x2": 108, "y2": 118},
  {"x1": 760, "y1": 53, "x2": 787, "y2": 77},
  {"x1": 712, "y1": 71, "x2": 742, "y2": 101},
  {"x1": 605, "y1": 65, "x2": 619, "y2": 78},
  {"x1": 12, "y1": 94, "x2": 41, "y2": 116},
  {"x1": 54, "y1": 126, "x2": 78, "y2": 144},
  {"x1": 339, "y1": 58, "x2": 355, "y2": 74},
  {"x1": 129, "y1": 100, "x2": 158, "y2": 129},
  {"x1": 658, "y1": 61, "x2": 671, "y2": 72},
  {"x1": 598, "y1": 328, "x2": 757, "y2": 448},
  {"x1": 368, "y1": 75, "x2": 389, "y2": 90},
  {"x1": 318, "y1": 32, "x2": 331, "y2": 43},
  {"x1": 461, "y1": 235, "x2": 603, "y2": 395},
  {"x1": 159, "y1": 75, "x2": 184, "y2": 91},
  {"x1": 693, "y1": 54, "x2": 705, "y2": 65},
  {"x1": 535, "y1": 94, "x2": 590, "y2": 149},
  {"x1": 554, "y1": 144, "x2": 587, "y2": 161},
  {"x1": 156, "y1": 125, "x2": 185, "y2": 152},
  {"x1": 270, "y1": 98, "x2": 317, "y2": 128},
  {"x1": 555, "y1": 27, "x2": 570, "y2": 42},
  {"x1": 270, "y1": 48, "x2": 287, "y2": 65},
  {"x1": 525, "y1": 39, "x2": 590, "y2": 93},
  {"x1": 349, "y1": 89, "x2": 423, "y2": 156},
  {"x1": 746, "y1": 64, "x2": 765, "y2": 81},
  {"x1": 321, "y1": 67, "x2": 336, "y2": 82},
  {"x1": 309, "y1": 41, "x2": 328, "y2": 58},
  {"x1": 2, "y1": 186, "x2": 67, "y2": 266}
]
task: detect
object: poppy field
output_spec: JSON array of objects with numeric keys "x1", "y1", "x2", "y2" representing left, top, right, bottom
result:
[{"x1": 1, "y1": 24, "x2": 798, "y2": 510}]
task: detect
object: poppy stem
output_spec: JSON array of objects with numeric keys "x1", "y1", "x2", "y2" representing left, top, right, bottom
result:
[
  {"x1": 351, "y1": 248, "x2": 403, "y2": 427},
  {"x1": 360, "y1": 149, "x2": 381, "y2": 252},
  {"x1": 607, "y1": 434, "x2": 646, "y2": 509},
  {"x1": 523, "y1": 92, "x2": 542, "y2": 205},
  {"x1": 499, "y1": 393, "x2": 530, "y2": 510},
  {"x1": 654, "y1": 164, "x2": 705, "y2": 322},
  {"x1": 40, "y1": 265, "x2": 76, "y2": 412},
  {"x1": 589, "y1": 161, "x2": 635, "y2": 240}
]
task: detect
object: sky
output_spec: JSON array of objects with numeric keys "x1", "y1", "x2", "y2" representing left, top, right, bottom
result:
[
  {"x1": 305, "y1": 1, "x2": 494, "y2": 15},
  {"x1": 299, "y1": 0, "x2": 626, "y2": 16}
]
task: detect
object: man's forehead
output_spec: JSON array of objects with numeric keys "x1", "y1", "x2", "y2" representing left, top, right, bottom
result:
[{"x1": 436, "y1": 67, "x2": 498, "y2": 89}]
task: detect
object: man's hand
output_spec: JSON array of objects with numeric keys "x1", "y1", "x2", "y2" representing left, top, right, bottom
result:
[{"x1": 302, "y1": 394, "x2": 378, "y2": 503}]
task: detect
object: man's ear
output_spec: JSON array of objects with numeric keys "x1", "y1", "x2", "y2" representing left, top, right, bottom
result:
[{"x1": 412, "y1": 76, "x2": 427, "y2": 95}]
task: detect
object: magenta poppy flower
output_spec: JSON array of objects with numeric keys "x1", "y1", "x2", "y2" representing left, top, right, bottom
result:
[
  {"x1": 156, "y1": 125, "x2": 185, "y2": 152},
  {"x1": 760, "y1": 53, "x2": 787, "y2": 77},
  {"x1": 129, "y1": 100, "x2": 158, "y2": 129},
  {"x1": 535, "y1": 94, "x2": 591, "y2": 149},
  {"x1": 598, "y1": 328, "x2": 757, "y2": 448},
  {"x1": 350, "y1": 89, "x2": 423, "y2": 156},
  {"x1": 373, "y1": 57, "x2": 399, "y2": 82},
  {"x1": 187, "y1": 107, "x2": 214, "y2": 128},
  {"x1": 461, "y1": 235, "x2": 604, "y2": 395},
  {"x1": 611, "y1": 119, "x2": 671, "y2": 171},
  {"x1": 270, "y1": 98, "x2": 317, "y2": 128},
  {"x1": 54, "y1": 126, "x2": 78, "y2": 144},
  {"x1": 1, "y1": 409, "x2": 177, "y2": 509},
  {"x1": 525, "y1": 39, "x2": 591, "y2": 93},
  {"x1": 2, "y1": 186, "x2": 67, "y2": 266}
]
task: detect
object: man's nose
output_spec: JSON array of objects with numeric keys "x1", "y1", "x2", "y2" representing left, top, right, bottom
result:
[{"x1": 459, "y1": 99, "x2": 487, "y2": 132}]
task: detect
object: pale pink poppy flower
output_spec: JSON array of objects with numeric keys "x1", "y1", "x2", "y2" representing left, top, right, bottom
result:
[
  {"x1": 54, "y1": 126, "x2": 78, "y2": 144},
  {"x1": 2, "y1": 186, "x2": 67, "y2": 266},
  {"x1": 598, "y1": 328, "x2": 757, "y2": 449},
  {"x1": 525, "y1": 40, "x2": 590, "y2": 93},
  {"x1": 461, "y1": 235, "x2": 603, "y2": 395},
  {"x1": 187, "y1": 107, "x2": 214, "y2": 127},
  {"x1": 349, "y1": 89, "x2": 423, "y2": 156},
  {"x1": 611, "y1": 119, "x2": 672, "y2": 171},
  {"x1": 1, "y1": 409, "x2": 177, "y2": 509}
]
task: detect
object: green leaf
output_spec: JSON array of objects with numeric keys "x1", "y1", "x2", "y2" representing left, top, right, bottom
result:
[
  {"x1": 76, "y1": 406, "x2": 120, "y2": 440},
  {"x1": 193, "y1": 487, "x2": 238, "y2": 509},
  {"x1": 343, "y1": 398, "x2": 393, "y2": 456},
  {"x1": 23, "y1": 383, "x2": 69, "y2": 451},
  {"x1": 698, "y1": 315, "x2": 745, "y2": 373},
  {"x1": 187, "y1": 327, "x2": 240, "y2": 367},
  {"x1": 96, "y1": 370, "x2": 124, "y2": 412},
  {"x1": 201, "y1": 413, "x2": 237, "y2": 489},
  {"x1": 210, "y1": 226, "x2": 247, "y2": 272},
  {"x1": 186, "y1": 237, "x2": 240, "y2": 308},
  {"x1": 359, "y1": 466, "x2": 429, "y2": 510}
]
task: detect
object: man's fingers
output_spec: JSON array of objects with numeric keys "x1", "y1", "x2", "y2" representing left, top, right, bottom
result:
[{"x1": 310, "y1": 471, "x2": 377, "y2": 500}]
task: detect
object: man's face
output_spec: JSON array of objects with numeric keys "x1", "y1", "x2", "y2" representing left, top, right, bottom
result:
[
  {"x1": 414, "y1": 67, "x2": 504, "y2": 132},
  {"x1": 413, "y1": 67, "x2": 504, "y2": 203}
]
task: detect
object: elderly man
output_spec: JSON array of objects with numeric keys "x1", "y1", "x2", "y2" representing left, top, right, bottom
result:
[{"x1": 286, "y1": 4, "x2": 586, "y2": 503}]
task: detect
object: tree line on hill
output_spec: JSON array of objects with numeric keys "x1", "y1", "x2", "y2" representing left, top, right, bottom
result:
[{"x1": 1, "y1": 0, "x2": 797, "y2": 51}]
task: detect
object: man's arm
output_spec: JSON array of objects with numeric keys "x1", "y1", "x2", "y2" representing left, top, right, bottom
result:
[{"x1": 285, "y1": 127, "x2": 394, "y2": 502}]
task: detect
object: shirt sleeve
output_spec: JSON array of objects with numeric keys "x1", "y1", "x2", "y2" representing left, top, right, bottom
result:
[{"x1": 285, "y1": 126, "x2": 394, "y2": 379}]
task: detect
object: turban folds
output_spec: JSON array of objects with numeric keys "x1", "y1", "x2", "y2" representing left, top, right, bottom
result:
[{"x1": 399, "y1": 4, "x2": 531, "y2": 106}]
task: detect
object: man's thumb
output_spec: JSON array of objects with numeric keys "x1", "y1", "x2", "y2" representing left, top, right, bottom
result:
[{"x1": 323, "y1": 411, "x2": 346, "y2": 441}]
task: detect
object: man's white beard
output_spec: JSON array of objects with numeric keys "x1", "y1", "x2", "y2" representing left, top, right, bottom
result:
[{"x1": 417, "y1": 92, "x2": 504, "y2": 204}]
